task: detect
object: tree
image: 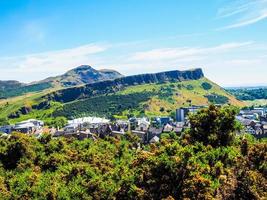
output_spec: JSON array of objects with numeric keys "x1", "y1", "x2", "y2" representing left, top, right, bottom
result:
[
  {"x1": 186, "y1": 105, "x2": 240, "y2": 147},
  {"x1": 51, "y1": 117, "x2": 67, "y2": 129}
]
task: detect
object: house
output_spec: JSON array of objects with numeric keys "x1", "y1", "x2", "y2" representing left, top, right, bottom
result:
[
  {"x1": 149, "y1": 136, "x2": 160, "y2": 143},
  {"x1": 24, "y1": 119, "x2": 44, "y2": 127},
  {"x1": 64, "y1": 123, "x2": 79, "y2": 133},
  {"x1": 129, "y1": 118, "x2": 138, "y2": 130},
  {"x1": 13, "y1": 122, "x2": 36, "y2": 134},
  {"x1": 163, "y1": 124, "x2": 173, "y2": 133},
  {"x1": 136, "y1": 118, "x2": 150, "y2": 132},
  {"x1": 255, "y1": 126, "x2": 263, "y2": 135},
  {"x1": 246, "y1": 126, "x2": 256, "y2": 135},
  {"x1": 12, "y1": 119, "x2": 44, "y2": 134},
  {"x1": 116, "y1": 120, "x2": 129, "y2": 132},
  {"x1": 236, "y1": 116, "x2": 257, "y2": 127},
  {"x1": 148, "y1": 126, "x2": 164, "y2": 141}
]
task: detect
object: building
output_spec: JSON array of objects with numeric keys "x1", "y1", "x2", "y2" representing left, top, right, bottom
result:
[
  {"x1": 64, "y1": 123, "x2": 80, "y2": 133},
  {"x1": 163, "y1": 124, "x2": 173, "y2": 133},
  {"x1": 152, "y1": 117, "x2": 173, "y2": 127},
  {"x1": 176, "y1": 108, "x2": 185, "y2": 122},
  {"x1": 148, "y1": 126, "x2": 164, "y2": 141},
  {"x1": 0, "y1": 125, "x2": 14, "y2": 134},
  {"x1": 175, "y1": 106, "x2": 205, "y2": 122},
  {"x1": 136, "y1": 118, "x2": 150, "y2": 132},
  {"x1": 149, "y1": 136, "x2": 160, "y2": 143},
  {"x1": 13, "y1": 122, "x2": 36, "y2": 134},
  {"x1": 12, "y1": 119, "x2": 44, "y2": 134}
]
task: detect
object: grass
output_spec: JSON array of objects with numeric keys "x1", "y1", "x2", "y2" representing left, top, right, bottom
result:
[
  {"x1": 119, "y1": 78, "x2": 245, "y2": 113},
  {"x1": 0, "y1": 78, "x2": 245, "y2": 123},
  {"x1": 244, "y1": 99, "x2": 267, "y2": 107}
]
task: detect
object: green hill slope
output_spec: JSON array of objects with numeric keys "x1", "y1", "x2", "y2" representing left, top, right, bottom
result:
[{"x1": 0, "y1": 68, "x2": 245, "y2": 124}]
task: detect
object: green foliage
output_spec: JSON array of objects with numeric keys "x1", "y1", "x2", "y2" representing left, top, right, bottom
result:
[
  {"x1": 46, "y1": 116, "x2": 68, "y2": 128},
  {"x1": 186, "y1": 84, "x2": 194, "y2": 90},
  {"x1": 201, "y1": 82, "x2": 213, "y2": 90},
  {"x1": 54, "y1": 92, "x2": 156, "y2": 119},
  {"x1": 186, "y1": 105, "x2": 240, "y2": 147},
  {"x1": 228, "y1": 87, "x2": 267, "y2": 101},
  {"x1": 205, "y1": 94, "x2": 229, "y2": 104},
  {"x1": 0, "y1": 107, "x2": 266, "y2": 199}
]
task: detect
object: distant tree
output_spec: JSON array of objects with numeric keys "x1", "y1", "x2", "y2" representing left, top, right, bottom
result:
[{"x1": 50, "y1": 117, "x2": 67, "y2": 129}]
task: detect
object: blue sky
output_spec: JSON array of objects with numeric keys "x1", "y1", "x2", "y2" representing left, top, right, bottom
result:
[{"x1": 0, "y1": 0, "x2": 267, "y2": 86}]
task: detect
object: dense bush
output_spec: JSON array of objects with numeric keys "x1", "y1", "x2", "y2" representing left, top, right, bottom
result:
[
  {"x1": 201, "y1": 82, "x2": 213, "y2": 90},
  {"x1": 205, "y1": 94, "x2": 229, "y2": 104},
  {"x1": 0, "y1": 106, "x2": 266, "y2": 199},
  {"x1": 186, "y1": 105, "x2": 240, "y2": 147}
]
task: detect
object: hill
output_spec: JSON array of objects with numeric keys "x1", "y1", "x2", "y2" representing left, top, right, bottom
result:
[
  {"x1": 0, "y1": 65, "x2": 123, "y2": 99},
  {"x1": 41, "y1": 65, "x2": 123, "y2": 87},
  {"x1": 0, "y1": 68, "x2": 245, "y2": 124}
]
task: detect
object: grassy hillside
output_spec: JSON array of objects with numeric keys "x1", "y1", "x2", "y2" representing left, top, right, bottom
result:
[
  {"x1": 0, "y1": 77, "x2": 245, "y2": 124},
  {"x1": 0, "y1": 82, "x2": 52, "y2": 99}
]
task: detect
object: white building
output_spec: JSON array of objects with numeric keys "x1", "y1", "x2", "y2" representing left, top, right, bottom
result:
[{"x1": 13, "y1": 119, "x2": 44, "y2": 134}]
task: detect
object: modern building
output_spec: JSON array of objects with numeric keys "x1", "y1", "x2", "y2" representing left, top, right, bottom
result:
[{"x1": 176, "y1": 108, "x2": 185, "y2": 122}]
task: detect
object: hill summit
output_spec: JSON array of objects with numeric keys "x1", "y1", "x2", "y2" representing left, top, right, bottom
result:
[
  {"x1": 42, "y1": 65, "x2": 123, "y2": 87},
  {"x1": 0, "y1": 65, "x2": 123, "y2": 99}
]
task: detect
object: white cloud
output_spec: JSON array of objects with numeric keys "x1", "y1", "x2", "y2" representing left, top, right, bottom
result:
[
  {"x1": 217, "y1": 0, "x2": 267, "y2": 30},
  {"x1": 0, "y1": 40, "x2": 266, "y2": 87},
  {"x1": 130, "y1": 42, "x2": 253, "y2": 61},
  {"x1": 0, "y1": 43, "x2": 109, "y2": 82}
]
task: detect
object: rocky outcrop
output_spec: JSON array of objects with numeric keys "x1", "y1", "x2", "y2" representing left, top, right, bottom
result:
[
  {"x1": 42, "y1": 65, "x2": 123, "y2": 87},
  {"x1": 45, "y1": 68, "x2": 204, "y2": 103}
]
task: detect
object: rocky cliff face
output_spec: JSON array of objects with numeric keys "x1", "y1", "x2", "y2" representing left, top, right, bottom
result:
[{"x1": 45, "y1": 68, "x2": 204, "y2": 103}]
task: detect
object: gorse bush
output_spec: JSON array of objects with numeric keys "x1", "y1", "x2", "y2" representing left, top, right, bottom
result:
[{"x1": 0, "y1": 106, "x2": 266, "y2": 199}]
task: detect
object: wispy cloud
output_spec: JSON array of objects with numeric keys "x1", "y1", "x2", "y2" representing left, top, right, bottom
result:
[
  {"x1": 0, "y1": 43, "x2": 109, "y2": 82},
  {"x1": 0, "y1": 40, "x2": 266, "y2": 86},
  {"x1": 217, "y1": 0, "x2": 267, "y2": 30},
  {"x1": 130, "y1": 42, "x2": 253, "y2": 61}
]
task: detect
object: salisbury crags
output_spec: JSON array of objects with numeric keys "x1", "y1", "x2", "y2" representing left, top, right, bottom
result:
[{"x1": 45, "y1": 68, "x2": 204, "y2": 103}]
